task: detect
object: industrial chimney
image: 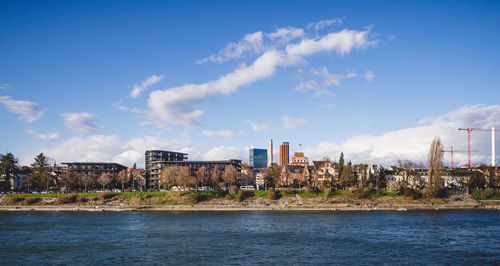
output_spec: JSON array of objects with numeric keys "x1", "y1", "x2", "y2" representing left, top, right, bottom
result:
[
  {"x1": 493, "y1": 126, "x2": 496, "y2": 167},
  {"x1": 269, "y1": 139, "x2": 273, "y2": 167}
]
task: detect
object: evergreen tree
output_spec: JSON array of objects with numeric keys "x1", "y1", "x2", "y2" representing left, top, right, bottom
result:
[
  {"x1": 31, "y1": 153, "x2": 51, "y2": 192},
  {"x1": 338, "y1": 152, "x2": 345, "y2": 181},
  {"x1": 0, "y1": 153, "x2": 18, "y2": 191}
]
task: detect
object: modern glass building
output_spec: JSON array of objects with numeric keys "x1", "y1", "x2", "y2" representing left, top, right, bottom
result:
[{"x1": 249, "y1": 148, "x2": 268, "y2": 169}]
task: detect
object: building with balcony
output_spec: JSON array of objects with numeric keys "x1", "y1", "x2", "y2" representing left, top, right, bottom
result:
[{"x1": 61, "y1": 162, "x2": 127, "y2": 176}]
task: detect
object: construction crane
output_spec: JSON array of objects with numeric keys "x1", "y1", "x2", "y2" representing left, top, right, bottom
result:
[
  {"x1": 458, "y1": 127, "x2": 499, "y2": 167},
  {"x1": 442, "y1": 145, "x2": 477, "y2": 168}
]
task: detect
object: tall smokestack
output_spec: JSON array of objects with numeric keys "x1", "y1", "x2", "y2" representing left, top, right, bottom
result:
[
  {"x1": 493, "y1": 126, "x2": 496, "y2": 167},
  {"x1": 269, "y1": 139, "x2": 273, "y2": 167}
]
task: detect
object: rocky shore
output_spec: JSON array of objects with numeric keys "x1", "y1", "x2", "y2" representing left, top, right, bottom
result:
[{"x1": 1, "y1": 194, "x2": 498, "y2": 212}]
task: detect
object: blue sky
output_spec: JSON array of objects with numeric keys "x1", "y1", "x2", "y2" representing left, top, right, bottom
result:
[{"x1": 1, "y1": 0, "x2": 500, "y2": 167}]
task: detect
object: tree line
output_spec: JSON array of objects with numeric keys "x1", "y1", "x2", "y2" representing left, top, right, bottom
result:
[{"x1": 0, "y1": 152, "x2": 143, "y2": 192}]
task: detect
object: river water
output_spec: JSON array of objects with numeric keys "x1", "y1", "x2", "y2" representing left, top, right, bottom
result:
[{"x1": 0, "y1": 210, "x2": 498, "y2": 265}]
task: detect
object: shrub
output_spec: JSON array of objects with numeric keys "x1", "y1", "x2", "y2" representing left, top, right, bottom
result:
[
  {"x1": 235, "y1": 190, "x2": 246, "y2": 202},
  {"x1": 11, "y1": 197, "x2": 25, "y2": 203},
  {"x1": 98, "y1": 192, "x2": 117, "y2": 201},
  {"x1": 387, "y1": 181, "x2": 402, "y2": 194},
  {"x1": 472, "y1": 189, "x2": 500, "y2": 200},
  {"x1": 24, "y1": 197, "x2": 40, "y2": 204},
  {"x1": 354, "y1": 190, "x2": 369, "y2": 199},
  {"x1": 305, "y1": 184, "x2": 314, "y2": 193},
  {"x1": 268, "y1": 189, "x2": 278, "y2": 200},
  {"x1": 56, "y1": 195, "x2": 77, "y2": 204},
  {"x1": 76, "y1": 196, "x2": 87, "y2": 203},
  {"x1": 399, "y1": 185, "x2": 422, "y2": 200},
  {"x1": 190, "y1": 193, "x2": 208, "y2": 204},
  {"x1": 450, "y1": 195, "x2": 462, "y2": 201},
  {"x1": 422, "y1": 185, "x2": 442, "y2": 199}
]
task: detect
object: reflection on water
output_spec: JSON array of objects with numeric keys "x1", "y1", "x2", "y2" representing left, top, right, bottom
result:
[{"x1": 0, "y1": 210, "x2": 498, "y2": 264}]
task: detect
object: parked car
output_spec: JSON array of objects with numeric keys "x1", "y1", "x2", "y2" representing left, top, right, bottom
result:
[{"x1": 240, "y1": 185, "x2": 255, "y2": 191}]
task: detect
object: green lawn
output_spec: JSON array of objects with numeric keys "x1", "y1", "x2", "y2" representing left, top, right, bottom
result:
[{"x1": 472, "y1": 189, "x2": 500, "y2": 200}]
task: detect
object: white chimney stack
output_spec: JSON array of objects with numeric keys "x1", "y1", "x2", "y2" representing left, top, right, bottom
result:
[
  {"x1": 269, "y1": 139, "x2": 273, "y2": 167},
  {"x1": 492, "y1": 126, "x2": 496, "y2": 167}
]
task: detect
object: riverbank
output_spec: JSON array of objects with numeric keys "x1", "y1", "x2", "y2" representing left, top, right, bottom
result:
[
  {"x1": 1, "y1": 191, "x2": 498, "y2": 211},
  {"x1": 0, "y1": 204, "x2": 498, "y2": 212}
]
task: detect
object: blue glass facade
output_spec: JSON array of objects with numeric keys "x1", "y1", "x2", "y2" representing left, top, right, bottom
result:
[{"x1": 249, "y1": 148, "x2": 267, "y2": 168}]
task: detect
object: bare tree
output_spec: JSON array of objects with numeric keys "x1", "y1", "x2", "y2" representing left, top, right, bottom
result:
[
  {"x1": 23, "y1": 173, "x2": 34, "y2": 192},
  {"x1": 177, "y1": 167, "x2": 195, "y2": 192},
  {"x1": 222, "y1": 165, "x2": 239, "y2": 189},
  {"x1": 160, "y1": 166, "x2": 177, "y2": 190},
  {"x1": 209, "y1": 167, "x2": 222, "y2": 190},
  {"x1": 117, "y1": 169, "x2": 129, "y2": 192},
  {"x1": 97, "y1": 172, "x2": 112, "y2": 191},
  {"x1": 425, "y1": 136, "x2": 444, "y2": 197},
  {"x1": 59, "y1": 170, "x2": 74, "y2": 193},
  {"x1": 195, "y1": 166, "x2": 210, "y2": 190},
  {"x1": 264, "y1": 164, "x2": 281, "y2": 189},
  {"x1": 78, "y1": 173, "x2": 94, "y2": 193},
  {"x1": 241, "y1": 168, "x2": 255, "y2": 186}
]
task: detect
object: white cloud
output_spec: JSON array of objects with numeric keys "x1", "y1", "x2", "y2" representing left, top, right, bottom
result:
[
  {"x1": 25, "y1": 130, "x2": 60, "y2": 141},
  {"x1": 197, "y1": 32, "x2": 265, "y2": 64},
  {"x1": 282, "y1": 116, "x2": 307, "y2": 129},
  {"x1": 0, "y1": 96, "x2": 46, "y2": 122},
  {"x1": 364, "y1": 70, "x2": 375, "y2": 82},
  {"x1": 21, "y1": 134, "x2": 194, "y2": 168},
  {"x1": 295, "y1": 67, "x2": 356, "y2": 96},
  {"x1": 202, "y1": 146, "x2": 247, "y2": 161},
  {"x1": 130, "y1": 74, "x2": 164, "y2": 98},
  {"x1": 267, "y1": 26, "x2": 305, "y2": 44},
  {"x1": 321, "y1": 103, "x2": 335, "y2": 109},
  {"x1": 148, "y1": 24, "x2": 376, "y2": 126},
  {"x1": 149, "y1": 49, "x2": 283, "y2": 126},
  {"x1": 307, "y1": 18, "x2": 343, "y2": 32},
  {"x1": 61, "y1": 112, "x2": 104, "y2": 135},
  {"x1": 304, "y1": 104, "x2": 500, "y2": 167},
  {"x1": 245, "y1": 120, "x2": 272, "y2": 132},
  {"x1": 201, "y1": 129, "x2": 234, "y2": 137}
]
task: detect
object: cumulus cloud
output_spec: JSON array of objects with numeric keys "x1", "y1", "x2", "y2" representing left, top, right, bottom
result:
[
  {"x1": 25, "y1": 130, "x2": 60, "y2": 141},
  {"x1": 364, "y1": 70, "x2": 375, "y2": 82},
  {"x1": 202, "y1": 146, "x2": 247, "y2": 161},
  {"x1": 20, "y1": 133, "x2": 248, "y2": 167},
  {"x1": 21, "y1": 134, "x2": 195, "y2": 168},
  {"x1": 304, "y1": 104, "x2": 500, "y2": 167},
  {"x1": 61, "y1": 112, "x2": 104, "y2": 135},
  {"x1": 0, "y1": 96, "x2": 46, "y2": 122},
  {"x1": 201, "y1": 129, "x2": 234, "y2": 137},
  {"x1": 130, "y1": 74, "x2": 164, "y2": 98},
  {"x1": 295, "y1": 67, "x2": 356, "y2": 96},
  {"x1": 245, "y1": 120, "x2": 272, "y2": 132},
  {"x1": 197, "y1": 32, "x2": 265, "y2": 64},
  {"x1": 148, "y1": 24, "x2": 377, "y2": 126},
  {"x1": 282, "y1": 116, "x2": 307, "y2": 129}
]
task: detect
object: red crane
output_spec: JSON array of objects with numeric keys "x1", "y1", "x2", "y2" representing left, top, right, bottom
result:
[
  {"x1": 442, "y1": 145, "x2": 477, "y2": 168},
  {"x1": 458, "y1": 127, "x2": 500, "y2": 167}
]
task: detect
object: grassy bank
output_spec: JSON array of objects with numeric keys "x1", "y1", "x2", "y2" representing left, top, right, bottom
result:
[
  {"x1": 1, "y1": 189, "x2": 492, "y2": 207},
  {"x1": 472, "y1": 189, "x2": 500, "y2": 200}
]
